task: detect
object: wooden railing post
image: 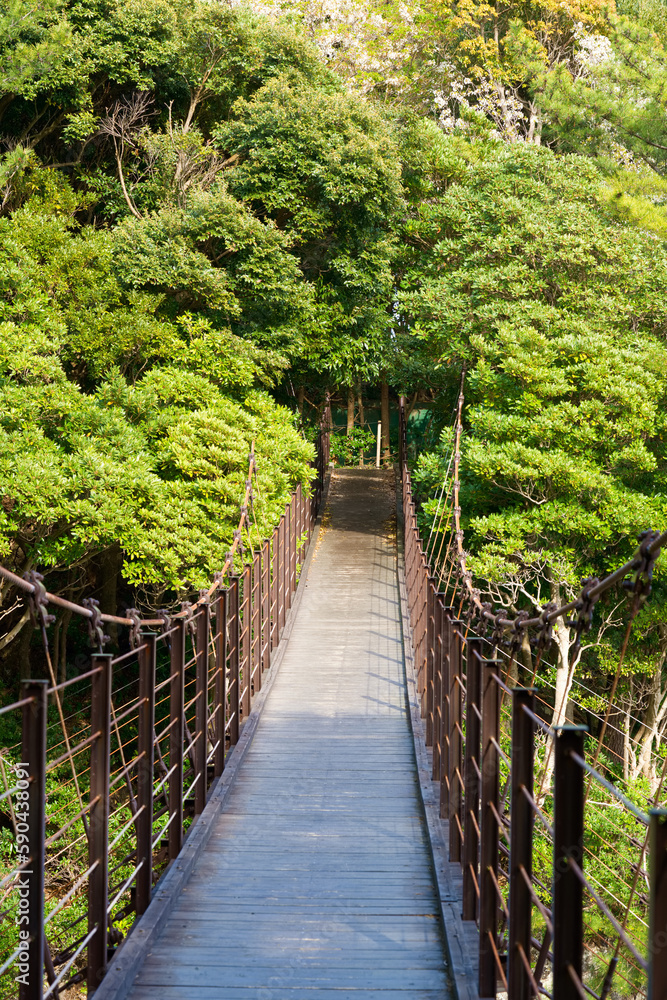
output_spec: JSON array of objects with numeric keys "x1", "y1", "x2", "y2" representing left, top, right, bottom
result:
[
  {"x1": 88, "y1": 654, "x2": 112, "y2": 993},
  {"x1": 136, "y1": 632, "x2": 157, "y2": 916},
  {"x1": 169, "y1": 619, "x2": 185, "y2": 857},
  {"x1": 449, "y1": 620, "x2": 464, "y2": 863},
  {"x1": 553, "y1": 726, "x2": 586, "y2": 1000},
  {"x1": 19, "y1": 680, "x2": 47, "y2": 1000},
  {"x1": 479, "y1": 658, "x2": 501, "y2": 999},
  {"x1": 194, "y1": 600, "x2": 210, "y2": 816},
  {"x1": 508, "y1": 688, "x2": 536, "y2": 1000},
  {"x1": 649, "y1": 809, "x2": 667, "y2": 1000},
  {"x1": 214, "y1": 593, "x2": 227, "y2": 778},
  {"x1": 228, "y1": 575, "x2": 240, "y2": 746},
  {"x1": 462, "y1": 636, "x2": 483, "y2": 922}
]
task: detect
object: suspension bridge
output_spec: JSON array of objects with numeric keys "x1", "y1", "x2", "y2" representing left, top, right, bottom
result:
[{"x1": 0, "y1": 402, "x2": 666, "y2": 1000}]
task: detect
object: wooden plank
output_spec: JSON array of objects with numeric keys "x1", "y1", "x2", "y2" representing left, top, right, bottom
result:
[
  {"x1": 135, "y1": 965, "x2": 447, "y2": 989},
  {"x1": 129, "y1": 990, "x2": 448, "y2": 1000}
]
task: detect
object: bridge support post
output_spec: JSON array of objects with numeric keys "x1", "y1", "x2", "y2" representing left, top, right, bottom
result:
[
  {"x1": 169, "y1": 619, "x2": 186, "y2": 856},
  {"x1": 241, "y1": 565, "x2": 251, "y2": 721},
  {"x1": 195, "y1": 600, "x2": 210, "y2": 816},
  {"x1": 228, "y1": 575, "x2": 240, "y2": 746},
  {"x1": 648, "y1": 809, "x2": 667, "y2": 1000},
  {"x1": 462, "y1": 637, "x2": 483, "y2": 922},
  {"x1": 449, "y1": 621, "x2": 464, "y2": 863},
  {"x1": 508, "y1": 687, "x2": 536, "y2": 1000},
  {"x1": 136, "y1": 632, "x2": 157, "y2": 916},
  {"x1": 439, "y1": 609, "x2": 452, "y2": 820},
  {"x1": 426, "y1": 576, "x2": 436, "y2": 747},
  {"x1": 479, "y1": 658, "x2": 502, "y2": 999},
  {"x1": 262, "y1": 542, "x2": 270, "y2": 675},
  {"x1": 417, "y1": 549, "x2": 427, "y2": 718},
  {"x1": 214, "y1": 594, "x2": 227, "y2": 779},
  {"x1": 20, "y1": 680, "x2": 47, "y2": 1000},
  {"x1": 278, "y1": 515, "x2": 285, "y2": 634},
  {"x1": 88, "y1": 654, "x2": 112, "y2": 994},
  {"x1": 289, "y1": 494, "x2": 297, "y2": 605},
  {"x1": 283, "y1": 502, "x2": 291, "y2": 616},
  {"x1": 252, "y1": 552, "x2": 261, "y2": 695},
  {"x1": 432, "y1": 596, "x2": 446, "y2": 782},
  {"x1": 553, "y1": 726, "x2": 586, "y2": 1000},
  {"x1": 271, "y1": 528, "x2": 279, "y2": 650}
]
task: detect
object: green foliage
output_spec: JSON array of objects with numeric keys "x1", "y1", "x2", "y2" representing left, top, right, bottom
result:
[
  {"x1": 216, "y1": 75, "x2": 404, "y2": 383},
  {"x1": 329, "y1": 428, "x2": 377, "y2": 466},
  {"x1": 402, "y1": 137, "x2": 667, "y2": 595}
]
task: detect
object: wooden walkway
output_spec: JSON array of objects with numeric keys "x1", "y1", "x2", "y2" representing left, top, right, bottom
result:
[{"x1": 126, "y1": 469, "x2": 454, "y2": 1000}]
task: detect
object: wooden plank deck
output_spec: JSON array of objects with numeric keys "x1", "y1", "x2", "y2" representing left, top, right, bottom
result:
[{"x1": 126, "y1": 468, "x2": 454, "y2": 1000}]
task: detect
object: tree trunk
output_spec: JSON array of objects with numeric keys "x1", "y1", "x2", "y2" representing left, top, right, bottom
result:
[
  {"x1": 357, "y1": 387, "x2": 365, "y2": 467},
  {"x1": 346, "y1": 387, "x2": 355, "y2": 436},
  {"x1": 381, "y1": 381, "x2": 391, "y2": 465},
  {"x1": 520, "y1": 630, "x2": 533, "y2": 684},
  {"x1": 604, "y1": 706, "x2": 625, "y2": 771},
  {"x1": 551, "y1": 618, "x2": 574, "y2": 729},
  {"x1": 297, "y1": 385, "x2": 305, "y2": 422}
]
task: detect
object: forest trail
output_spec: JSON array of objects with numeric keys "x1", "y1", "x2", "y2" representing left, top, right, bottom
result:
[{"x1": 124, "y1": 468, "x2": 454, "y2": 1000}]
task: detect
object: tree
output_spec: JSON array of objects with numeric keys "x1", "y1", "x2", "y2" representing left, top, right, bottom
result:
[{"x1": 404, "y1": 135, "x2": 667, "y2": 723}]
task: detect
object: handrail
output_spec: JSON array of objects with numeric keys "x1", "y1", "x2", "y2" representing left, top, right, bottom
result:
[
  {"x1": 0, "y1": 406, "x2": 331, "y2": 999},
  {"x1": 398, "y1": 395, "x2": 667, "y2": 1000}
]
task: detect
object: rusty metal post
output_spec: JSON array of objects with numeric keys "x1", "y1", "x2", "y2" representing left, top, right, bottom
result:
[
  {"x1": 271, "y1": 527, "x2": 279, "y2": 649},
  {"x1": 169, "y1": 619, "x2": 185, "y2": 857},
  {"x1": 289, "y1": 494, "x2": 297, "y2": 601},
  {"x1": 88, "y1": 654, "x2": 112, "y2": 993},
  {"x1": 297, "y1": 483, "x2": 304, "y2": 562},
  {"x1": 228, "y1": 576, "x2": 240, "y2": 746},
  {"x1": 508, "y1": 688, "x2": 536, "y2": 1000},
  {"x1": 136, "y1": 632, "x2": 157, "y2": 916},
  {"x1": 462, "y1": 636, "x2": 483, "y2": 922},
  {"x1": 262, "y1": 541, "x2": 270, "y2": 674},
  {"x1": 241, "y1": 564, "x2": 251, "y2": 719},
  {"x1": 553, "y1": 726, "x2": 586, "y2": 1000},
  {"x1": 214, "y1": 592, "x2": 227, "y2": 778},
  {"x1": 449, "y1": 620, "x2": 464, "y2": 863},
  {"x1": 284, "y1": 502, "x2": 292, "y2": 613},
  {"x1": 252, "y1": 551, "x2": 261, "y2": 695},
  {"x1": 418, "y1": 552, "x2": 428, "y2": 716},
  {"x1": 426, "y1": 576, "x2": 436, "y2": 747},
  {"x1": 440, "y1": 609, "x2": 452, "y2": 820},
  {"x1": 649, "y1": 809, "x2": 667, "y2": 1000},
  {"x1": 278, "y1": 516, "x2": 285, "y2": 633},
  {"x1": 479, "y1": 658, "x2": 501, "y2": 999},
  {"x1": 432, "y1": 595, "x2": 444, "y2": 781},
  {"x1": 194, "y1": 601, "x2": 209, "y2": 816},
  {"x1": 20, "y1": 680, "x2": 47, "y2": 1000}
]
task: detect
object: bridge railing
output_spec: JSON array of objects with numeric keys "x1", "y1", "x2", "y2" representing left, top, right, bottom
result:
[
  {"x1": 0, "y1": 409, "x2": 330, "y2": 1000},
  {"x1": 399, "y1": 397, "x2": 667, "y2": 1000}
]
